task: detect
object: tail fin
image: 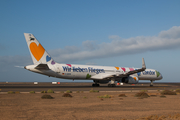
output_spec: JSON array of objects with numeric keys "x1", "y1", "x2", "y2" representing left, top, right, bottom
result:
[{"x1": 24, "y1": 33, "x2": 55, "y2": 65}]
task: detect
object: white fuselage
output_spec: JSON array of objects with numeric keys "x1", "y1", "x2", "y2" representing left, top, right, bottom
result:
[{"x1": 25, "y1": 63, "x2": 163, "y2": 81}]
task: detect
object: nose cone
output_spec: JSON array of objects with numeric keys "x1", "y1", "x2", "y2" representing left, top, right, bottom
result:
[
  {"x1": 159, "y1": 73, "x2": 163, "y2": 80},
  {"x1": 157, "y1": 72, "x2": 163, "y2": 80}
]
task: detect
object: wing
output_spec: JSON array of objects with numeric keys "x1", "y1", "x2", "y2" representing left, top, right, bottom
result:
[
  {"x1": 91, "y1": 58, "x2": 146, "y2": 80},
  {"x1": 91, "y1": 72, "x2": 116, "y2": 79}
]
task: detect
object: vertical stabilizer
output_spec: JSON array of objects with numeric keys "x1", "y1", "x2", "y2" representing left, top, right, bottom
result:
[{"x1": 24, "y1": 33, "x2": 55, "y2": 65}]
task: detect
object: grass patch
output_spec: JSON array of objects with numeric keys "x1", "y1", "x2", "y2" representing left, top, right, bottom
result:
[
  {"x1": 90, "y1": 88, "x2": 99, "y2": 93},
  {"x1": 83, "y1": 96, "x2": 87, "y2": 99},
  {"x1": 66, "y1": 90, "x2": 72, "y2": 93},
  {"x1": 30, "y1": 91, "x2": 35, "y2": 93},
  {"x1": 76, "y1": 91, "x2": 79, "y2": 93},
  {"x1": 81, "y1": 91, "x2": 84, "y2": 93},
  {"x1": 60, "y1": 91, "x2": 64, "y2": 93},
  {"x1": 161, "y1": 90, "x2": 176, "y2": 95},
  {"x1": 47, "y1": 89, "x2": 54, "y2": 93},
  {"x1": 140, "y1": 89, "x2": 148, "y2": 92},
  {"x1": 134, "y1": 92, "x2": 149, "y2": 98},
  {"x1": 62, "y1": 93, "x2": 72, "y2": 97},
  {"x1": 98, "y1": 94, "x2": 111, "y2": 98},
  {"x1": 41, "y1": 91, "x2": 47, "y2": 93},
  {"x1": 41, "y1": 94, "x2": 53, "y2": 99},
  {"x1": 8, "y1": 91, "x2": 15, "y2": 94},
  {"x1": 118, "y1": 94, "x2": 127, "y2": 97},
  {"x1": 15, "y1": 91, "x2": 20, "y2": 94}
]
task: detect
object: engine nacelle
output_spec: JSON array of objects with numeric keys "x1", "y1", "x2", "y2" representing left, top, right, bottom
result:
[
  {"x1": 93, "y1": 80, "x2": 109, "y2": 84},
  {"x1": 121, "y1": 76, "x2": 139, "y2": 84}
]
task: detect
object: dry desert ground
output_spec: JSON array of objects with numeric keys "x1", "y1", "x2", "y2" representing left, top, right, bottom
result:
[{"x1": 0, "y1": 91, "x2": 180, "y2": 120}]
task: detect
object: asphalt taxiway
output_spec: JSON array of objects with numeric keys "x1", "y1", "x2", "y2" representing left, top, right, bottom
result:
[{"x1": 0, "y1": 82, "x2": 180, "y2": 92}]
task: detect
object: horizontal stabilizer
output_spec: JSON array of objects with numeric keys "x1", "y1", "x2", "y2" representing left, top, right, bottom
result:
[{"x1": 35, "y1": 64, "x2": 50, "y2": 70}]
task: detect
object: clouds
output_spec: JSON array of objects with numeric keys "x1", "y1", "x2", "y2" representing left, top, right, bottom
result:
[
  {"x1": 51, "y1": 26, "x2": 180, "y2": 63},
  {"x1": 82, "y1": 40, "x2": 97, "y2": 51},
  {"x1": 1, "y1": 26, "x2": 180, "y2": 65},
  {"x1": 159, "y1": 26, "x2": 180, "y2": 39}
]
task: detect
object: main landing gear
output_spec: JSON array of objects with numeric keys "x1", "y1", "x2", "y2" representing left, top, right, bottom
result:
[
  {"x1": 108, "y1": 79, "x2": 116, "y2": 87},
  {"x1": 92, "y1": 80, "x2": 100, "y2": 87},
  {"x1": 92, "y1": 83, "x2": 100, "y2": 87}
]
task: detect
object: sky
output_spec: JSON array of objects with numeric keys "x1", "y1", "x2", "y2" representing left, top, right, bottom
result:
[{"x1": 0, "y1": 0, "x2": 180, "y2": 83}]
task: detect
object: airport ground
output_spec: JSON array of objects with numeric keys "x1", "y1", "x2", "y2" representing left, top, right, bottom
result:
[
  {"x1": 1, "y1": 82, "x2": 180, "y2": 92},
  {"x1": 1, "y1": 82, "x2": 180, "y2": 120}
]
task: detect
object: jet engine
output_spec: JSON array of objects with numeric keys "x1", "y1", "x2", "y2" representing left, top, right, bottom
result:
[
  {"x1": 93, "y1": 80, "x2": 109, "y2": 84},
  {"x1": 121, "y1": 75, "x2": 139, "y2": 84}
]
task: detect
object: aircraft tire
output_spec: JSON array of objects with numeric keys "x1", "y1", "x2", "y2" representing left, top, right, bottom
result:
[
  {"x1": 92, "y1": 84, "x2": 100, "y2": 87},
  {"x1": 108, "y1": 84, "x2": 116, "y2": 87}
]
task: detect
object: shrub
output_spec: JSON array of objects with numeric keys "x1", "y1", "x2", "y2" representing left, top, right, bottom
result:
[
  {"x1": 160, "y1": 95, "x2": 166, "y2": 98},
  {"x1": 83, "y1": 96, "x2": 87, "y2": 99},
  {"x1": 62, "y1": 93, "x2": 72, "y2": 97},
  {"x1": 41, "y1": 91, "x2": 47, "y2": 93},
  {"x1": 47, "y1": 89, "x2": 54, "y2": 93},
  {"x1": 176, "y1": 89, "x2": 180, "y2": 93},
  {"x1": 137, "y1": 97, "x2": 144, "y2": 99},
  {"x1": 41, "y1": 94, "x2": 53, "y2": 99},
  {"x1": 8, "y1": 91, "x2": 15, "y2": 94},
  {"x1": 76, "y1": 91, "x2": 79, "y2": 93},
  {"x1": 66, "y1": 90, "x2": 72, "y2": 93},
  {"x1": 118, "y1": 94, "x2": 127, "y2": 97},
  {"x1": 134, "y1": 92, "x2": 149, "y2": 98},
  {"x1": 30, "y1": 91, "x2": 35, "y2": 93},
  {"x1": 60, "y1": 91, "x2": 64, "y2": 93},
  {"x1": 150, "y1": 95, "x2": 157, "y2": 97},
  {"x1": 89, "y1": 88, "x2": 99, "y2": 93},
  {"x1": 81, "y1": 91, "x2": 84, "y2": 93},
  {"x1": 15, "y1": 91, "x2": 20, "y2": 94},
  {"x1": 161, "y1": 90, "x2": 176, "y2": 95}
]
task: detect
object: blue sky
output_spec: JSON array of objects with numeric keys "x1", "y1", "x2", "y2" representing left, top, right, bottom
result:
[{"x1": 0, "y1": 0, "x2": 180, "y2": 83}]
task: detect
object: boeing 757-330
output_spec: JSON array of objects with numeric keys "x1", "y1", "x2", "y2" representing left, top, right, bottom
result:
[{"x1": 24, "y1": 33, "x2": 163, "y2": 87}]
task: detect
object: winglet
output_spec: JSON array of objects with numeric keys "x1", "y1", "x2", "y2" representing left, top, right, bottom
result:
[{"x1": 142, "y1": 58, "x2": 146, "y2": 69}]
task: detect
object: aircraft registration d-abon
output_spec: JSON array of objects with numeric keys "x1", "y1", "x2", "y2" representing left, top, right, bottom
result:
[{"x1": 24, "y1": 33, "x2": 163, "y2": 87}]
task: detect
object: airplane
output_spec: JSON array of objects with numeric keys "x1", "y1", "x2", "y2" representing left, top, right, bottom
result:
[{"x1": 24, "y1": 33, "x2": 163, "y2": 87}]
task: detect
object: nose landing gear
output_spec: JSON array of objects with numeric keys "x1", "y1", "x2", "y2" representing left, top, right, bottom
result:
[{"x1": 150, "y1": 80, "x2": 153, "y2": 87}]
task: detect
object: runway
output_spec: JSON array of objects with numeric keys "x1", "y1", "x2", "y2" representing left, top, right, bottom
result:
[{"x1": 1, "y1": 82, "x2": 180, "y2": 92}]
